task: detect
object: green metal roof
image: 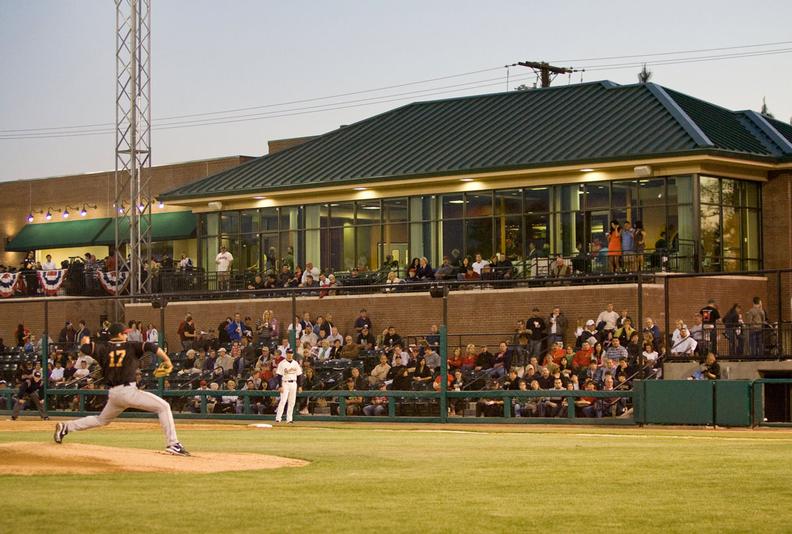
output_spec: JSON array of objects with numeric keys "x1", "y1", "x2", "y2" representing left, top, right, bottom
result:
[
  {"x1": 93, "y1": 212, "x2": 197, "y2": 245},
  {"x1": 160, "y1": 81, "x2": 792, "y2": 201},
  {"x1": 6, "y1": 218, "x2": 110, "y2": 252}
]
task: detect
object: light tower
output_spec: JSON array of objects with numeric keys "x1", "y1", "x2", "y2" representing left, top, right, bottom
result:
[{"x1": 115, "y1": 0, "x2": 152, "y2": 295}]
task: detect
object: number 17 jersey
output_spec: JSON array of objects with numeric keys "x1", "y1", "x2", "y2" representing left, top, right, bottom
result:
[{"x1": 80, "y1": 341, "x2": 158, "y2": 387}]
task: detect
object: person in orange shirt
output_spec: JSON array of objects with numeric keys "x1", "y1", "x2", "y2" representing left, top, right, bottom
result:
[
  {"x1": 549, "y1": 341, "x2": 566, "y2": 365},
  {"x1": 607, "y1": 219, "x2": 622, "y2": 272},
  {"x1": 573, "y1": 341, "x2": 594, "y2": 372}
]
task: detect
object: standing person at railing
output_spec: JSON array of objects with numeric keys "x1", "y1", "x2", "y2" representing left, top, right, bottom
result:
[
  {"x1": 607, "y1": 220, "x2": 622, "y2": 273},
  {"x1": 215, "y1": 246, "x2": 233, "y2": 291},
  {"x1": 745, "y1": 297, "x2": 767, "y2": 358},
  {"x1": 699, "y1": 299, "x2": 721, "y2": 355},
  {"x1": 723, "y1": 303, "x2": 745, "y2": 356},
  {"x1": 621, "y1": 221, "x2": 635, "y2": 272},
  {"x1": 41, "y1": 254, "x2": 57, "y2": 271},
  {"x1": 633, "y1": 221, "x2": 646, "y2": 271},
  {"x1": 548, "y1": 307, "x2": 568, "y2": 346},
  {"x1": 526, "y1": 308, "x2": 546, "y2": 360}
]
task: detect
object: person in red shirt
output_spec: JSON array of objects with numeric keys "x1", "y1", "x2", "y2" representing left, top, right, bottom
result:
[
  {"x1": 549, "y1": 341, "x2": 566, "y2": 365},
  {"x1": 448, "y1": 347, "x2": 464, "y2": 370},
  {"x1": 461, "y1": 344, "x2": 477, "y2": 370},
  {"x1": 573, "y1": 341, "x2": 594, "y2": 372}
]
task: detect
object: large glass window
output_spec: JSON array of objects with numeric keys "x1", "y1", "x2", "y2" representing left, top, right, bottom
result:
[{"x1": 698, "y1": 176, "x2": 762, "y2": 271}]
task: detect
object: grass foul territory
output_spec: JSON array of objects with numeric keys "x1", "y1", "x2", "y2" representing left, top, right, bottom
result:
[{"x1": 1, "y1": 421, "x2": 791, "y2": 533}]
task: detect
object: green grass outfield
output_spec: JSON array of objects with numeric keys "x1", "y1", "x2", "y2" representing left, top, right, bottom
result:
[{"x1": 2, "y1": 420, "x2": 792, "y2": 533}]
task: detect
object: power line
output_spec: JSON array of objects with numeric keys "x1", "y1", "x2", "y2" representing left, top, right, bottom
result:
[
  {"x1": 0, "y1": 74, "x2": 538, "y2": 140},
  {"x1": 550, "y1": 39, "x2": 792, "y2": 63},
  {"x1": 2, "y1": 40, "x2": 791, "y2": 140},
  {"x1": 0, "y1": 66, "x2": 504, "y2": 134}
]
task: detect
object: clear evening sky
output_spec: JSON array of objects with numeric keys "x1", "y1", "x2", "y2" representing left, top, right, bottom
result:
[{"x1": 1, "y1": 0, "x2": 790, "y2": 182}]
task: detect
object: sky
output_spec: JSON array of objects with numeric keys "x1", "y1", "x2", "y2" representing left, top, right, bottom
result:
[{"x1": 0, "y1": 0, "x2": 791, "y2": 182}]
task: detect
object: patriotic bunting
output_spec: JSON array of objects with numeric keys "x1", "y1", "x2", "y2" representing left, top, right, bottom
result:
[
  {"x1": 37, "y1": 269, "x2": 66, "y2": 296},
  {"x1": 0, "y1": 272, "x2": 21, "y2": 298},
  {"x1": 98, "y1": 270, "x2": 129, "y2": 295}
]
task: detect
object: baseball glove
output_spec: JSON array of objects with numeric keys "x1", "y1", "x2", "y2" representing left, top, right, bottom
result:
[{"x1": 153, "y1": 362, "x2": 173, "y2": 378}]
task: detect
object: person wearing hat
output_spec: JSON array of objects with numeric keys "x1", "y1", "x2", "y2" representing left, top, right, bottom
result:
[
  {"x1": 11, "y1": 369, "x2": 48, "y2": 420},
  {"x1": 274, "y1": 348, "x2": 302, "y2": 423},
  {"x1": 577, "y1": 320, "x2": 600, "y2": 349},
  {"x1": 53, "y1": 322, "x2": 189, "y2": 456}
]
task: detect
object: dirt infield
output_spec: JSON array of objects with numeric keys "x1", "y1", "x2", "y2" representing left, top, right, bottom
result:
[{"x1": 0, "y1": 442, "x2": 308, "y2": 475}]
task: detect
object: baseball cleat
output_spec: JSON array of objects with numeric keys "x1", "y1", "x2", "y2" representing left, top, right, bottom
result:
[
  {"x1": 166, "y1": 442, "x2": 191, "y2": 456},
  {"x1": 54, "y1": 422, "x2": 68, "y2": 444}
]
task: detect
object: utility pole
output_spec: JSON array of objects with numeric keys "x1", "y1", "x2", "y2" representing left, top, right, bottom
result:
[{"x1": 510, "y1": 61, "x2": 581, "y2": 88}]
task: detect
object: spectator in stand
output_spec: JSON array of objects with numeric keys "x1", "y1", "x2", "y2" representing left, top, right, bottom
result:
[
  {"x1": 369, "y1": 354, "x2": 391, "y2": 386},
  {"x1": 58, "y1": 321, "x2": 77, "y2": 345},
  {"x1": 363, "y1": 384, "x2": 389, "y2": 416},
  {"x1": 471, "y1": 253, "x2": 489, "y2": 276},
  {"x1": 643, "y1": 318, "x2": 662, "y2": 351},
  {"x1": 691, "y1": 352, "x2": 721, "y2": 380},
  {"x1": 226, "y1": 313, "x2": 249, "y2": 342},
  {"x1": 41, "y1": 254, "x2": 58, "y2": 270},
  {"x1": 425, "y1": 324, "x2": 439, "y2": 351},
  {"x1": 215, "y1": 246, "x2": 233, "y2": 290},
  {"x1": 448, "y1": 347, "x2": 463, "y2": 370},
  {"x1": 576, "y1": 380, "x2": 601, "y2": 418},
  {"x1": 745, "y1": 297, "x2": 766, "y2": 357},
  {"x1": 383, "y1": 326, "x2": 402, "y2": 350},
  {"x1": 299, "y1": 327, "x2": 318, "y2": 349},
  {"x1": 412, "y1": 357, "x2": 433, "y2": 389},
  {"x1": 423, "y1": 343, "x2": 440, "y2": 371},
  {"x1": 341, "y1": 336, "x2": 361, "y2": 359},
  {"x1": 177, "y1": 314, "x2": 196, "y2": 351},
  {"x1": 354, "y1": 309, "x2": 373, "y2": 333},
  {"x1": 491, "y1": 342, "x2": 510, "y2": 378},
  {"x1": 475, "y1": 345, "x2": 494, "y2": 372},
  {"x1": 73, "y1": 360, "x2": 90, "y2": 381},
  {"x1": 356, "y1": 325, "x2": 376, "y2": 350},
  {"x1": 547, "y1": 307, "x2": 568, "y2": 346},
  {"x1": 526, "y1": 308, "x2": 546, "y2": 359},
  {"x1": 146, "y1": 323, "x2": 159, "y2": 346},
  {"x1": 510, "y1": 334, "x2": 530, "y2": 377},
  {"x1": 414, "y1": 257, "x2": 432, "y2": 279},
  {"x1": 616, "y1": 309, "x2": 633, "y2": 330},
  {"x1": 671, "y1": 326, "x2": 697, "y2": 357},
  {"x1": 605, "y1": 337, "x2": 628, "y2": 362},
  {"x1": 549, "y1": 255, "x2": 571, "y2": 278},
  {"x1": 596, "y1": 303, "x2": 620, "y2": 334},
  {"x1": 722, "y1": 303, "x2": 745, "y2": 356},
  {"x1": 689, "y1": 315, "x2": 705, "y2": 354},
  {"x1": 642, "y1": 341, "x2": 659, "y2": 367},
  {"x1": 476, "y1": 381, "x2": 504, "y2": 417},
  {"x1": 626, "y1": 332, "x2": 641, "y2": 362},
  {"x1": 699, "y1": 299, "x2": 721, "y2": 354},
  {"x1": 577, "y1": 320, "x2": 600, "y2": 349},
  {"x1": 391, "y1": 344, "x2": 410, "y2": 367},
  {"x1": 391, "y1": 365, "x2": 412, "y2": 391},
  {"x1": 614, "y1": 318, "x2": 636, "y2": 345},
  {"x1": 49, "y1": 360, "x2": 65, "y2": 386},
  {"x1": 203, "y1": 349, "x2": 218, "y2": 372},
  {"x1": 384, "y1": 271, "x2": 402, "y2": 292},
  {"x1": 216, "y1": 347, "x2": 234, "y2": 374},
  {"x1": 434, "y1": 256, "x2": 455, "y2": 281},
  {"x1": 621, "y1": 221, "x2": 635, "y2": 272},
  {"x1": 573, "y1": 341, "x2": 594, "y2": 372},
  {"x1": 302, "y1": 262, "x2": 320, "y2": 285},
  {"x1": 607, "y1": 220, "x2": 622, "y2": 273}
]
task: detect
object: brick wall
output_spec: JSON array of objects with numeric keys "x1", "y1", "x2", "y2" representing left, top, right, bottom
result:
[
  {"x1": 0, "y1": 276, "x2": 768, "y2": 350},
  {"x1": 762, "y1": 172, "x2": 792, "y2": 321},
  {"x1": 0, "y1": 156, "x2": 252, "y2": 266}
]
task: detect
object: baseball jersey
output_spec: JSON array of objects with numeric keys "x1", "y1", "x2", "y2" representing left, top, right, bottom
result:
[
  {"x1": 275, "y1": 358, "x2": 302, "y2": 384},
  {"x1": 80, "y1": 341, "x2": 157, "y2": 387}
]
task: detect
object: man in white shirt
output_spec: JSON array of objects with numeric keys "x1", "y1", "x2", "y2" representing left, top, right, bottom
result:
[
  {"x1": 472, "y1": 253, "x2": 490, "y2": 275},
  {"x1": 391, "y1": 345, "x2": 410, "y2": 367},
  {"x1": 302, "y1": 262, "x2": 320, "y2": 285},
  {"x1": 41, "y1": 254, "x2": 58, "y2": 270},
  {"x1": 671, "y1": 326, "x2": 697, "y2": 357},
  {"x1": 596, "y1": 303, "x2": 620, "y2": 332},
  {"x1": 299, "y1": 328, "x2": 318, "y2": 349},
  {"x1": 49, "y1": 361, "x2": 65, "y2": 385},
  {"x1": 216, "y1": 348, "x2": 234, "y2": 373},
  {"x1": 215, "y1": 246, "x2": 233, "y2": 290},
  {"x1": 178, "y1": 253, "x2": 194, "y2": 271},
  {"x1": 275, "y1": 349, "x2": 303, "y2": 423}
]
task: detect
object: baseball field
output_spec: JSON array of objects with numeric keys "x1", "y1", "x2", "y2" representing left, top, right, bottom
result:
[{"x1": 1, "y1": 419, "x2": 791, "y2": 533}]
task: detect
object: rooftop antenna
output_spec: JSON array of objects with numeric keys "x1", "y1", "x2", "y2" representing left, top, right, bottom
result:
[{"x1": 508, "y1": 61, "x2": 583, "y2": 88}]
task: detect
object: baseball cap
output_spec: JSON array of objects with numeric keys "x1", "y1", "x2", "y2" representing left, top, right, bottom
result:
[
  {"x1": 109, "y1": 322, "x2": 126, "y2": 337},
  {"x1": 0, "y1": 380, "x2": 6, "y2": 385},
  {"x1": 34, "y1": 371, "x2": 42, "y2": 377},
  {"x1": 585, "y1": 319, "x2": 595, "y2": 326},
  {"x1": 186, "y1": 349, "x2": 196, "y2": 356},
  {"x1": 217, "y1": 347, "x2": 227, "y2": 353}
]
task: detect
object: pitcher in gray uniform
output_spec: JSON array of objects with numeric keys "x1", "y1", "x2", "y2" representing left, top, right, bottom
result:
[{"x1": 53, "y1": 323, "x2": 190, "y2": 456}]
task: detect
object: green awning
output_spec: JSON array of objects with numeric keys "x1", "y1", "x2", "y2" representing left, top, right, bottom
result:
[
  {"x1": 5, "y1": 218, "x2": 111, "y2": 252},
  {"x1": 93, "y1": 212, "x2": 197, "y2": 245}
]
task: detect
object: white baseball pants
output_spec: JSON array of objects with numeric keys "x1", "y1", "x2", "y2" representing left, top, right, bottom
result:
[
  {"x1": 275, "y1": 381, "x2": 298, "y2": 422},
  {"x1": 65, "y1": 384, "x2": 178, "y2": 446}
]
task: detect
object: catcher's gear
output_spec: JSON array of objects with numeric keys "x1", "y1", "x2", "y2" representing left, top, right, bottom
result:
[{"x1": 153, "y1": 362, "x2": 173, "y2": 378}]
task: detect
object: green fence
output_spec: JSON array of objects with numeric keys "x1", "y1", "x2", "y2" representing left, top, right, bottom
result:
[{"x1": 5, "y1": 379, "x2": 791, "y2": 428}]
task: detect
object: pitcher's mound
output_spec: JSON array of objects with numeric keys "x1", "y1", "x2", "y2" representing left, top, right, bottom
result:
[{"x1": 0, "y1": 442, "x2": 308, "y2": 475}]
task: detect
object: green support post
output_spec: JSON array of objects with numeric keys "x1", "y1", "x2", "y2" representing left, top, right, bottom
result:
[
  {"x1": 338, "y1": 396, "x2": 346, "y2": 416},
  {"x1": 388, "y1": 397, "x2": 396, "y2": 417},
  {"x1": 567, "y1": 394, "x2": 575, "y2": 419},
  {"x1": 503, "y1": 395, "x2": 511, "y2": 418},
  {"x1": 439, "y1": 324, "x2": 448, "y2": 423},
  {"x1": 42, "y1": 300, "x2": 49, "y2": 412}
]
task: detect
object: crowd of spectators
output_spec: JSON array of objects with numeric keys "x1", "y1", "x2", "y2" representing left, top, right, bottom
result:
[{"x1": 6, "y1": 293, "x2": 776, "y2": 418}]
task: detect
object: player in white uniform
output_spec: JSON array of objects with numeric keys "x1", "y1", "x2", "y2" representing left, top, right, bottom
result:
[{"x1": 275, "y1": 349, "x2": 302, "y2": 423}]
